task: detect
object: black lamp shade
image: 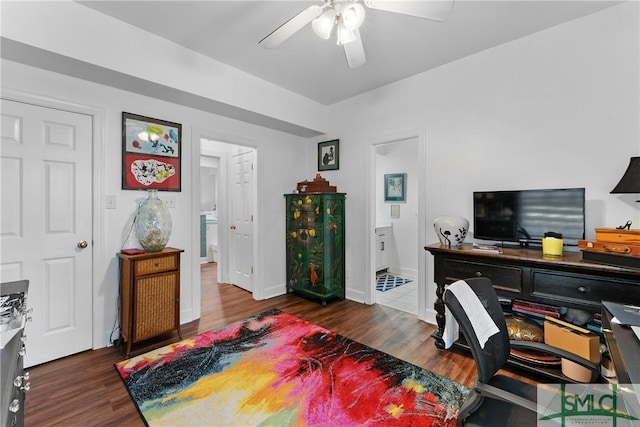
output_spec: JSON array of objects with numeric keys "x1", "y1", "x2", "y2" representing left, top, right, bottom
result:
[{"x1": 611, "y1": 157, "x2": 640, "y2": 194}]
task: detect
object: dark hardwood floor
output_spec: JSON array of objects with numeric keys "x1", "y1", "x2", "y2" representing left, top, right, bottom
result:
[{"x1": 24, "y1": 263, "x2": 534, "y2": 426}]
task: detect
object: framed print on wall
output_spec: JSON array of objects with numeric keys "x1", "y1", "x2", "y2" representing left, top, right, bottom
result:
[
  {"x1": 318, "y1": 139, "x2": 339, "y2": 171},
  {"x1": 384, "y1": 173, "x2": 406, "y2": 202},
  {"x1": 122, "y1": 112, "x2": 182, "y2": 191}
]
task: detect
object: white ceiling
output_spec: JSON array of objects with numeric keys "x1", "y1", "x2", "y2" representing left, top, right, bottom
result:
[{"x1": 78, "y1": 1, "x2": 621, "y2": 106}]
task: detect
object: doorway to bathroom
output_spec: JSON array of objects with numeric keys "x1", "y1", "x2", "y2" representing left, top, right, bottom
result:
[
  {"x1": 200, "y1": 155, "x2": 219, "y2": 264},
  {"x1": 373, "y1": 137, "x2": 421, "y2": 316},
  {"x1": 200, "y1": 138, "x2": 255, "y2": 293}
]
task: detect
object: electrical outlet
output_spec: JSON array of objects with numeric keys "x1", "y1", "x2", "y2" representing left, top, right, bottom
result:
[
  {"x1": 164, "y1": 196, "x2": 176, "y2": 208},
  {"x1": 106, "y1": 195, "x2": 116, "y2": 209}
]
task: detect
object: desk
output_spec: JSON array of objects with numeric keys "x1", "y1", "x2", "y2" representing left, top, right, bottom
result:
[
  {"x1": 425, "y1": 242, "x2": 640, "y2": 382},
  {"x1": 602, "y1": 308, "x2": 640, "y2": 384}
]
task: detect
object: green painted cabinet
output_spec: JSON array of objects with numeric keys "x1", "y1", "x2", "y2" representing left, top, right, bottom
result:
[{"x1": 285, "y1": 192, "x2": 345, "y2": 305}]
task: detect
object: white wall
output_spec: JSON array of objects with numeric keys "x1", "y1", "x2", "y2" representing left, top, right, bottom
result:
[
  {"x1": 200, "y1": 157, "x2": 218, "y2": 212},
  {"x1": 1, "y1": 59, "x2": 307, "y2": 348},
  {"x1": 315, "y1": 2, "x2": 640, "y2": 321}
]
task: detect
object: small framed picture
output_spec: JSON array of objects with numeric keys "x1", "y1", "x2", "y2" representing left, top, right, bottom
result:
[
  {"x1": 390, "y1": 205, "x2": 400, "y2": 219},
  {"x1": 384, "y1": 173, "x2": 406, "y2": 202},
  {"x1": 122, "y1": 112, "x2": 182, "y2": 191},
  {"x1": 318, "y1": 139, "x2": 339, "y2": 171}
]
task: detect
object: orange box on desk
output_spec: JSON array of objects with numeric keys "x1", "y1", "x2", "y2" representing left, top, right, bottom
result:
[
  {"x1": 579, "y1": 239, "x2": 640, "y2": 256},
  {"x1": 543, "y1": 317, "x2": 601, "y2": 363},
  {"x1": 595, "y1": 228, "x2": 640, "y2": 245}
]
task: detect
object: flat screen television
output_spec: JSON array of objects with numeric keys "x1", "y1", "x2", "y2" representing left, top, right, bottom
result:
[{"x1": 473, "y1": 188, "x2": 585, "y2": 247}]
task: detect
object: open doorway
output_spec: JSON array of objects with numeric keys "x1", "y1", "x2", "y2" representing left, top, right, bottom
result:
[
  {"x1": 200, "y1": 155, "x2": 219, "y2": 264},
  {"x1": 373, "y1": 138, "x2": 419, "y2": 315},
  {"x1": 199, "y1": 138, "x2": 256, "y2": 293}
]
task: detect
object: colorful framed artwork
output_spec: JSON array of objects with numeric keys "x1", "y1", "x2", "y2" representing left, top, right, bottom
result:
[
  {"x1": 384, "y1": 173, "x2": 406, "y2": 202},
  {"x1": 122, "y1": 112, "x2": 182, "y2": 191},
  {"x1": 318, "y1": 139, "x2": 339, "y2": 171}
]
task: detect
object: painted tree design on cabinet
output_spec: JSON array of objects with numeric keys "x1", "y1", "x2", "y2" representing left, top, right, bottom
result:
[{"x1": 285, "y1": 193, "x2": 345, "y2": 306}]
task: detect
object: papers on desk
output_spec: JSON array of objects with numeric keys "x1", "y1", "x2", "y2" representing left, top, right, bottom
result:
[{"x1": 602, "y1": 301, "x2": 640, "y2": 327}]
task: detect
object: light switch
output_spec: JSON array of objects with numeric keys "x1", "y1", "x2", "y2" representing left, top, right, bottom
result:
[{"x1": 164, "y1": 197, "x2": 176, "y2": 208}]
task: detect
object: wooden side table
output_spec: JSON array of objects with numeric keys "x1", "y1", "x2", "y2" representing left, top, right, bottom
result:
[{"x1": 117, "y1": 248, "x2": 183, "y2": 357}]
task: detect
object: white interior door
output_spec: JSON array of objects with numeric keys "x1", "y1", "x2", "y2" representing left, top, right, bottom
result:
[
  {"x1": 229, "y1": 150, "x2": 254, "y2": 292},
  {"x1": 0, "y1": 99, "x2": 93, "y2": 367}
]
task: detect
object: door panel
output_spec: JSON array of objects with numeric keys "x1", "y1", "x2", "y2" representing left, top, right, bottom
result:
[
  {"x1": 0, "y1": 99, "x2": 93, "y2": 367},
  {"x1": 229, "y1": 150, "x2": 253, "y2": 292}
]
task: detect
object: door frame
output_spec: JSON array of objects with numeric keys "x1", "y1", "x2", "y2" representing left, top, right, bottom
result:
[
  {"x1": 365, "y1": 128, "x2": 428, "y2": 321},
  {"x1": 1, "y1": 88, "x2": 106, "y2": 349},
  {"x1": 191, "y1": 128, "x2": 260, "y2": 307}
]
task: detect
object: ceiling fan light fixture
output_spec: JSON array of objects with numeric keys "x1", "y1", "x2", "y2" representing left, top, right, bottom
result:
[
  {"x1": 260, "y1": 0, "x2": 453, "y2": 68},
  {"x1": 312, "y1": 9, "x2": 336, "y2": 40},
  {"x1": 341, "y1": 3, "x2": 365, "y2": 30},
  {"x1": 336, "y1": 21, "x2": 356, "y2": 45}
]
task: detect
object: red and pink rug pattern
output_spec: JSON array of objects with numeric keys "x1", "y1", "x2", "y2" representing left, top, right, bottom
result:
[{"x1": 115, "y1": 309, "x2": 468, "y2": 426}]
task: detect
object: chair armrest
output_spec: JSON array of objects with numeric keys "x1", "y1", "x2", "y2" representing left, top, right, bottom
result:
[
  {"x1": 474, "y1": 381, "x2": 539, "y2": 413},
  {"x1": 509, "y1": 340, "x2": 600, "y2": 382}
]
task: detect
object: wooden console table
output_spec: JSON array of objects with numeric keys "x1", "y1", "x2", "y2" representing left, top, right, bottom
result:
[{"x1": 425, "y1": 243, "x2": 640, "y2": 380}]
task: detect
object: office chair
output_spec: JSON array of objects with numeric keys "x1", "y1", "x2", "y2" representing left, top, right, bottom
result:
[{"x1": 443, "y1": 277, "x2": 600, "y2": 427}]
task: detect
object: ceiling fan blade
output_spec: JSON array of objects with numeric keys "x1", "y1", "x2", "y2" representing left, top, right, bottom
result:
[
  {"x1": 343, "y1": 29, "x2": 366, "y2": 68},
  {"x1": 363, "y1": 0, "x2": 454, "y2": 22},
  {"x1": 259, "y1": 4, "x2": 325, "y2": 49}
]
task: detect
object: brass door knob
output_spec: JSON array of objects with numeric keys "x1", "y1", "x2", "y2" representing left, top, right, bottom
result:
[
  {"x1": 77, "y1": 240, "x2": 89, "y2": 249},
  {"x1": 230, "y1": 225, "x2": 237, "y2": 230}
]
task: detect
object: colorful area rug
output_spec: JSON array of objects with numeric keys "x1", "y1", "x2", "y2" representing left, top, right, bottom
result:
[
  {"x1": 115, "y1": 309, "x2": 468, "y2": 426},
  {"x1": 376, "y1": 274, "x2": 412, "y2": 292}
]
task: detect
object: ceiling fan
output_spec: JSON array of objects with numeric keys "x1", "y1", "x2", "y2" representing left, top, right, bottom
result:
[{"x1": 258, "y1": 0, "x2": 454, "y2": 68}]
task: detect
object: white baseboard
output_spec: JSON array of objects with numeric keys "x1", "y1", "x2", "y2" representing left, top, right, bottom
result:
[
  {"x1": 423, "y1": 308, "x2": 437, "y2": 325},
  {"x1": 345, "y1": 287, "x2": 366, "y2": 304},
  {"x1": 262, "y1": 282, "x2": 287, "y2": 300}
]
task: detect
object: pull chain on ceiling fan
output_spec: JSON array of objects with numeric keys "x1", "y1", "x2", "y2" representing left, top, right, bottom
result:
[{"x1": 259, "y1": 0, "x2": 454, "y2": 68}]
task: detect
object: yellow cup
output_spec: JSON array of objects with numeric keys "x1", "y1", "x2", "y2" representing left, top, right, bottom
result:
[{"x1": 542, "y1": 237, "x2": 563, "y2": 257}]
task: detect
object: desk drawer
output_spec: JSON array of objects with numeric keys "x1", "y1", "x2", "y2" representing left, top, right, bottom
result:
[
  {"x1": 532, "y1": 271, "x2": 640, "y2": 307},
  {"x1": 443, "y1": 259, "x2": 522, "y2": 293},
  {"x1": 134, "y1": 254, "x2": 178, "y2": 276}
]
